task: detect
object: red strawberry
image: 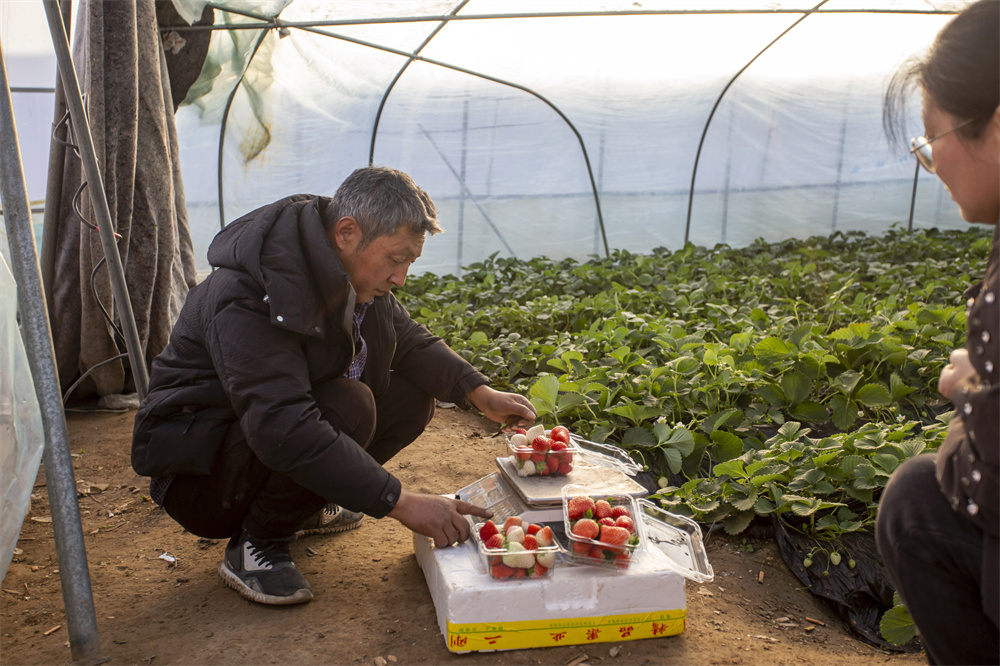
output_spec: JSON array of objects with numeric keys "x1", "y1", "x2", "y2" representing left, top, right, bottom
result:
[
  {"x1": 516, "y1": 428, "x2": 527, "y2": 435},
  {"x1": 614, "y1": 552, "x2": 631, "y2": 569},
  {"x1": 479, "y1": 520, "x2": 499, "y2": 541},
  {"x1": 490, "y1": 562, "x2": 515, "y2": 578},
  {"x1": 516, "y1": 450, "x2": 532, "y2": 461},
  {"x1": 599, "y1": 525, "x2": 631, "y2": 545},
  {"x1": 531, "y1": 436, "x2": 551, "y2": 452},
  {"x1": 550, "y1": 425, "x2": 570, "y2": 444},
  {"x1": 513, "y1": 568, "x2": 527, "y2": 578},
  {"x1": 589, "y1": 545, "x2": 606, "y2": 561},
  {"x1": 560, "y1": 450, "x2": 574, "y2": 464},
  {"x1": 503, "y1": 516, "x2": 523, "y2": 533},
  {"x1": 567, "y1": 496, "x2": 596, "y2": 521},
  {"x1": 598, "y1": 517, "x2": 616, "y2": 527},
  {"x1": 559, "y1": 462, "x2": 574, "y2": 474},
  {"x1": 535, "y1": 526, "x2": 554, "y2": 547},
  {"x1": 615, "y1": 515, "x2": 635, "y2": 533},
  {"x1": 533, "y1": 562, "x2": 548, "y2": 577},
  {"x1": 547, "y1": 457, "x2": 560, "y2": 473},
  {"x1": 525, "y1": 523, "x2": 542, "y2": 536},
  {"x1": 572, "y1": 540, "x2": 592, "y2": 555},
  {"x1": 571, "y1": 518, "x2": 600, "y2": 540},
  {"x1": 594, "y1": 500, "x2": 613, "y2": 520},
  {"x1": 531, "y1": 452, "x2": 546, "y2": 463},
  {"x1": 484, "y1": 534, "x2": 504, "y2": 550},
  {"x1": 611, "y1": 506, "x2": 630, "y2": 519},
  {"x1": 550, "y1": 441, "x2": 567, "y2": 452},
  {"x1": 488, "y1": 555, "x2": 501, "y2": 566},
  {"x1": 522, "y1": 535, "x2": 538, "y2": 551}
]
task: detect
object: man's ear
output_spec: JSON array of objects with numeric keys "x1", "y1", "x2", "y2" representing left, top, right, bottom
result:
[{"x1": 330, "y1": 216, "x2": 360, "y2": 252}]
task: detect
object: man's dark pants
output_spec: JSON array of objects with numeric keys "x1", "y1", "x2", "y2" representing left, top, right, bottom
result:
[
  {"x1": 876, "y1": 453, "x2": 999, "y2": 665},
  {"x1": 162, "y1": 373, "x2": 434, "y2": 541}
]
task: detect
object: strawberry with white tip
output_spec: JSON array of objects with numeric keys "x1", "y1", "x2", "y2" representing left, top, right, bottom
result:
[{"x1": 501, "y1": 541, "x2": 535, "y2": 569}]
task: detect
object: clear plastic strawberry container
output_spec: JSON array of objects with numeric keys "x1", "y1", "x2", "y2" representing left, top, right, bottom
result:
[
  {"x1": 471, "y1": 517, "x2": 560, "y2": 580},
  {"x1": 504, "y1": 425, "x2": 580, "y2": 478},
  {"x1": 561, "y1": 484, "x2": 644, "y2": 570}
]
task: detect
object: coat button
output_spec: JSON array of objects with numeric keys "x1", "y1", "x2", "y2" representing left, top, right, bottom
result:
[
  {"x1": 315, "y1": 326, "x2": 322, "y2": 333},
  {"x1": 985, "y1": 292, "x2": 995, "y2": 304},
  {"x1": 263, "y1": 294, "x2": 270, "y2": 303},
  {"x1": 951, "y1": 495, "x2": 960, "y2": 508},
  {"x1": 970, "y1": 429, "x2": 977, "y2": 442},
  {"x1": 962, "y1": 476, "x2": 971, "y2": 488},
  {"x1": 972, "y1": 469, "x2": 982, "y2": 483},
  {"x1": 983, "y1": 331, "x2": 992, "y2": 344},
  {"x1": 968, "y1": 297, "x2": 976, "y2": 309},
  {"x1": 277, "y1": 315, "x2": 284, "y2": 323},
  {"x1": 963, "y1": 403, "x2": 973, "y2": 415},
  {"x1": 387, "y1": 493, "x2": 395, "y2": 503},
  {"x1": 969, "y1": 453, "x2": 977, "y2": 464},
  {"x1": 967, "y1": 501, "x2": 980, "y2": 516},
  {"x1": 986, "y1": 360, "x2": 994, "y2": 375},
  {"x1": 976, "y1": 345, "x2": 985, "y2": 356}
]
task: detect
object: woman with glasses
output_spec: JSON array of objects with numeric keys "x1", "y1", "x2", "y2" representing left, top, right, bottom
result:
[{"x1": 876, "y1": 1, "x2": 999, "y2": 663}]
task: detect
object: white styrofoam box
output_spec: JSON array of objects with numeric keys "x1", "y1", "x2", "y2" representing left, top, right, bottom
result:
[{"x1": 414, "y1": 529, "x2": 688, "y2": 652}]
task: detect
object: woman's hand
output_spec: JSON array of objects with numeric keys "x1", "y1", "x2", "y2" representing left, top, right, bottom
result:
[
  {"x1": 467, "y1": 384, "x2": 537, "y2": 431},
  {"x1": 939, "y1": 348, "x2": 978, "y2": 402}
]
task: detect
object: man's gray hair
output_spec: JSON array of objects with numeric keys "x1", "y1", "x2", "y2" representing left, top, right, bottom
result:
[{"x1": 327, "y1": 166, "x2": 442, "y2": 247}]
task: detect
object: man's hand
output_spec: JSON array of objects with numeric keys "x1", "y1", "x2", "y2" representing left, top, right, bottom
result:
[
  {"x1": 939, "y1": 348, "x2": 978, "y2": 402},
  {"x1": 387, "y1": 489, "x2": 492, "y2": 547},
  {"x1": 467, "y1": 384, "x2": 537, "y2": 431}
]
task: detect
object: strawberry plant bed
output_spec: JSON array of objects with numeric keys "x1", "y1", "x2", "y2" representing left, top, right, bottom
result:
[{"x1": 403, "y1": 227, "x2": 991, "y2": 545}]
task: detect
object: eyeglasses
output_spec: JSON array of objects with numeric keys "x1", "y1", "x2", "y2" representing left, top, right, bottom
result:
[{"x1": 910, "y1": 117, "x2": 978, "y2": 174}]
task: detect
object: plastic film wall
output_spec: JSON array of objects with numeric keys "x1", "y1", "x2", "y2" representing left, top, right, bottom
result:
[{"x1": 169, "y1": 1, "x2": 969, "y2": 276}]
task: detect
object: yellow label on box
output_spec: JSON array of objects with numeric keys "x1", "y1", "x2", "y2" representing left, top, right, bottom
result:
[{"x1": 446, "y1": 610, "x2": 686, "y2": 652}]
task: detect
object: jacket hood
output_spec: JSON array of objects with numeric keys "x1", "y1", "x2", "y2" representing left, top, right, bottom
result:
[{"x1": 208, "y1": 195, "x2": 352, "y2": 337}]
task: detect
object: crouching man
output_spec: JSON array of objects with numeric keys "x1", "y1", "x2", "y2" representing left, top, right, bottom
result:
[{"x1": 131, "y1": 166, "x2": 536, "y2": 605}]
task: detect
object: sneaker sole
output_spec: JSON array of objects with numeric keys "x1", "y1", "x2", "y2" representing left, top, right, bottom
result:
[
  {"x1": 218, "y1": 561, "x2": 313, "y2": 606},
  {"x1": 295, "y1": 516, "x2": 364, "y2": 539}
]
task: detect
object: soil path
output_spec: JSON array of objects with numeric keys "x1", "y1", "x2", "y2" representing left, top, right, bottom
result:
[{"x1": 3, "y1": 407, "x2": 926, "y2": 665}]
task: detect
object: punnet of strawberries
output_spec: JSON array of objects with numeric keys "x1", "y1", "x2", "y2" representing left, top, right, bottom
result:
[
  {"x1": 564, "y1": 494, "x2": 641, "y2": 570},
  {"x1": 506, "y1": 424, "x2": 577, "y2": 477},
  {"x1": 474, "y1": 516, "x2": 559, "y2": 580}
]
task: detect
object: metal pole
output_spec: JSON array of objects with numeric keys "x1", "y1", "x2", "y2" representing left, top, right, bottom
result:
[
  {"x1": 907, "y1": 160, "x2": 920, "y2": 232},
  {"x1": 0, "y1": 35, "x2": 107, "y2": 666},
  {"x1": 42, "y1": 0, "x2": 149, "y2": 399},
  {"x1": 457, "y1": 98, "x2": 468, "y2": 275}
]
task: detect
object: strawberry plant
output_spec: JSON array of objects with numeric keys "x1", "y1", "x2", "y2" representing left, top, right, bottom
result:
[{"x1": 401, "y1": 226, "x2": 989, "y2": 540}]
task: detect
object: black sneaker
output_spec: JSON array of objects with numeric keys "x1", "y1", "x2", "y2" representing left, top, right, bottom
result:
[
  {"x1": 296, "y1": 503, "x2": 364, "y2": 538},
  {"x1": 218, "y1": 531, "x2": 313, "y2": 605}
]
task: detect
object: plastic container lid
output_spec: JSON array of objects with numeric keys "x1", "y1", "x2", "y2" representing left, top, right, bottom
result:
[
  {"x1": 637, "y1": 498, "x2": 715, "y2": 583},
  {"x1": 571, "y1": 437, "x2": 643, "y2": 476}
]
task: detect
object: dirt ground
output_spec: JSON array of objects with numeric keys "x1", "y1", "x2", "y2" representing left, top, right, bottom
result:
[{"x1": 2, "y1": 406, "x2": 928, "y2": 666}]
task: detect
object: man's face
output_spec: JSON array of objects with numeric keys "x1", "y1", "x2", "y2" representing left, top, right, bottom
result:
[{"x1": 329, "y1": 216, "x2": 425, "y2": 303}]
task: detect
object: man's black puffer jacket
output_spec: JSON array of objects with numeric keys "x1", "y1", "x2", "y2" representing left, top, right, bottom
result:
[{"x1": 131, "y1": 195, "x2": 488, "y2": 517}]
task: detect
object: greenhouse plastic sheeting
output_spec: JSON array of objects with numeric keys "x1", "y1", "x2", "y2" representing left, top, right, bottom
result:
[
  {"x1": 1, "y1": 1, "x2": 973, "y2": 276},
  {"x1": 0, "y1": 253, "x2": 44, "y2": 581}
]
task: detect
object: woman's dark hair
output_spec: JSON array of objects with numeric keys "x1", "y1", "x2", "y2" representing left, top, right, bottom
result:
[{"x1": 884, "y1": 0, "x2": 999, "y2": 151}]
